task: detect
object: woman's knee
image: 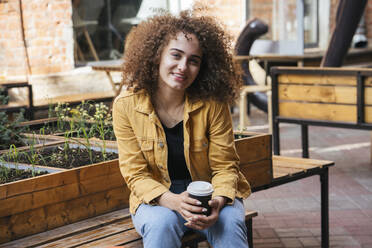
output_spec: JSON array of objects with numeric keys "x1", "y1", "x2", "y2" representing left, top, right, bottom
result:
[{"x1": 135, "y1": 205, "x2": 184, "y2": 236}]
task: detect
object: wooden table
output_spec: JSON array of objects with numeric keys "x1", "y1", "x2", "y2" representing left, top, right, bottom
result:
[
  {"x1": 91, "y1": 60, "x2": 123, "y2": 96},
  {"x1": 234, "y1": 46, "x2": 372, "y2": 84}
]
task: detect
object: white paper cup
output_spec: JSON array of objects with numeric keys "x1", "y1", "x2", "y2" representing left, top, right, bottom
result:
[{"x1": 187, "y1": 181, "x2": 214, "y2": 216}]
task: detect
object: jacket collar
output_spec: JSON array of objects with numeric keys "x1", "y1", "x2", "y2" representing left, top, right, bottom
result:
[{"x1": 134, "y1": 89, "x2": 204, "y2": 115}]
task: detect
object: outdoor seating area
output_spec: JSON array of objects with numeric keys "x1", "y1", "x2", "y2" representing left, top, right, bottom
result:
[{"x1": 2, "y1": 0, "x2": 372, "y2": 247}]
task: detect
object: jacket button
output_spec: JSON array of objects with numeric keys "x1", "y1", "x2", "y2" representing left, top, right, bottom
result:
[
  {"x1": 158, "y1": 164, "x2": 163, "y2": 169},
  {"x1": 159, "y1": 142, "x2": 164, "y2": 148},
  {"x1": 203, "y1": 142, "x2": 208, "y2": 147}
]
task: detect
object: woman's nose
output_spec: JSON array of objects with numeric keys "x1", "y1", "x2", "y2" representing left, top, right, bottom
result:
[{"x1": 177, "y1": 58, "x2": 187, "y2": 71}]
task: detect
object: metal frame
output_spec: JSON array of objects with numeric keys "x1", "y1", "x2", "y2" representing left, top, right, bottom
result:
[
  {"x1": 1, "y1": 82, "x2": 33, "y2": 120},
  {"x1": 271, "y1": 67, "x2": 372, "y2": 158},
  {"x1": 253, "y1": 163, "x2": 333, "y2": 248}
]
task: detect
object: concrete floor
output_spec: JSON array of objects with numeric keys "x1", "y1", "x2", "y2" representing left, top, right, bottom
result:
[{"x1": 238, "y1": 105, "x2": 372, "y2": 248}]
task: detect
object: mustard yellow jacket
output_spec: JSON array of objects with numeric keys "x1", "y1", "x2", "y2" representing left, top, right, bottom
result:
[{"x1": 112, "y1": 89, "x2": 251, "y2": 214}]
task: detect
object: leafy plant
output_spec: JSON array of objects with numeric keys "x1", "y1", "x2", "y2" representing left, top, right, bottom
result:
[
  {"x1": 0, "y1": 109, "x2": 28, "y2": 150},
  {"x1": 0, "y1": 86, "x2": 9, "y2": 105}
]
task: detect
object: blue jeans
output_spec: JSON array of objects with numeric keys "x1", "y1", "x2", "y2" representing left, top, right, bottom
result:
[{"x1": 131, "y1": 180, "x2": 248, "y2": 248}]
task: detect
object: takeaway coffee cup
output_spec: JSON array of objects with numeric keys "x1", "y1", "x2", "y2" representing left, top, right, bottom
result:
[{"x1": 187, "y1": 181, "x2": 214, "y2": 216}]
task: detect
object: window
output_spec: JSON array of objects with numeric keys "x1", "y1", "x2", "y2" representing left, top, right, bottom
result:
[
  {"x1": 72, "y1": 0, "x2": 170, "y2": 64},
  {"x1": 304, "y1": 0, "x2": 318, "y2": 48}
]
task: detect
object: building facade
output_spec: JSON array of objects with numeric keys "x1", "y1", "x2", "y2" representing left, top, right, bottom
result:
[{"x1": 0, "y1": 0, "x2": 371, "y2": 80}]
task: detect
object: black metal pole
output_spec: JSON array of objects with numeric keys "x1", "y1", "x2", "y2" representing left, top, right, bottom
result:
[
  {"x1": 27, "y1": 84, "x2": 34, "y2": 120},
  {"x1": 248, "y1": 218, "x2": 253, "y2": 248},
  {"x1": 301, "y1": 124, "x2": 309, "y2": 158},
  {"x1": 320, "y1": 168, "x2": 329, "y2": 248}
]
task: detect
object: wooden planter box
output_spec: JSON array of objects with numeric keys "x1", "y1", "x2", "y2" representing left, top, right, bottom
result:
[
  {"x1": 0, "y1": 141, "x2": 128, "y2": 243},
  {"x1": 0, "y1": 158, "x2": 129, "y2": 243},
  {"x1": 20, "y1": 117, "x2": 117, "y2": 149},
  {"x1": 234, "y1": 131, "x2": 272, "y2": 188},
  {"x1": 0, "y1": 131, "x2": 271, "y2": 243}
]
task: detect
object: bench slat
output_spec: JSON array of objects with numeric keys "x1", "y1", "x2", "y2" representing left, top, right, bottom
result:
[
  {"x1": 37, "y1": 219, "x2": 134, "y2": 248},
  {"x1": 0, "y1": 209, "x2": 129, "y2": 248},
  {"x1": 78, "y1": 229, "x2": 141, "y2": 248}
]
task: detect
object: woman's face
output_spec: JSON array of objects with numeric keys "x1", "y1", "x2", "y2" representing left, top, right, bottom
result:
[{"x1": 158, "y1": 32, "x2": 202, "y2": 93}]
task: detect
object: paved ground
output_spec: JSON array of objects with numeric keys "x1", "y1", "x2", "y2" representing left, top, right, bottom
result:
[{"x1": 236, "y1": 105, "x2": 372, "y2": 248}]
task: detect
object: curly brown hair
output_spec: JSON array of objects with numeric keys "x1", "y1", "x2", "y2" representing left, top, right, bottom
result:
[{"x1": 121, "y1": 8, "x2": 242, "y2": 103}]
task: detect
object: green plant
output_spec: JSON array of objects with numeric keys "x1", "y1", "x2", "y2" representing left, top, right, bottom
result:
[
  {"x1": 0, "y1": 87, "x2": 9, "y2": 105},
  {"x1": 0, "y1": 109, "x2": 28, "y2": 150}
]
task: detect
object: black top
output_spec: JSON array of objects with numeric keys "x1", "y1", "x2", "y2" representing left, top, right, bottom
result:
[{"x1": 162, "y1": 121, "x2": 191, "y2": 180}]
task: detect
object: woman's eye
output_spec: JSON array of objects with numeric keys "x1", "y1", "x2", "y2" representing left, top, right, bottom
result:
[
  {"x1": 171, "y1": 53, "x2": 181, "y2": 58},
  {"x1": 189, "y1": 59, "x2": 200, "y2": 65}
]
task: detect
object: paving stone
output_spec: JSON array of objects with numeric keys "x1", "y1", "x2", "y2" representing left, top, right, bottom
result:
[
  {"x1": 256, "y1": 228, "x2": 278, "y2": 238},
  {"x1": 280, "y1": 238, "x2": 304, "y2": 247},
  {"x1": 299, "y1": 237, "x2": 320, "y2": 247}
]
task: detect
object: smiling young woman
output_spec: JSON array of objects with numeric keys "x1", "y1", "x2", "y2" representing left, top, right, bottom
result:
[{"x1": 113, "y1": 6, "x2": 251, "y2": 248}]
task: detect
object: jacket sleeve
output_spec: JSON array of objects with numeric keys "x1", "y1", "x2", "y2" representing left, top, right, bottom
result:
[
  {"x1": 112, "y1": 97, "x2": 168, "y2": 204},
  {"x1": 208, "y1": 102, "x2": 239, "y2": 202}
]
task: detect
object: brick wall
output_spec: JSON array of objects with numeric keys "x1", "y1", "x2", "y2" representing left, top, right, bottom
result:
[
  {"x1": 366, "y1": 0, "x2": 372, "y2": 41},
  {"x1": 0, "y1": 0, "x2": 73, "y2": 78},
  {"x1": 197, "y1": 0, "x2": 245, "y2": 40},
  {"x1": 250, "y1": 0, "x2": 273, "y2": 39}
]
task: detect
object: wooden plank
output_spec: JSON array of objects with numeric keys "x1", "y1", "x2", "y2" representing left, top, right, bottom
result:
[
  {"x1": 1, "y1": 167, "x2": 119, "y2": 216},
  {"x1": 78, "y1": 159, "x2": 119, "y2": 181},
  {"x1": 235, "y1": 134, "x2": 271, "y2": 164},
  {"x1": 0, "y1": 209, "x2": 130, "y2": 248},
  {"x1": 366, "y1": 77, "x2": 372, "y2": 86},
  {"x1": 33, "y1": 91, "x2": 115, "y2": 107},
  {"x1": 77, "y1": 229, "x2": 140, "y2": 248},
  {"x1": 121, "y1": 239, "x2": 143, "y2": 248},
  {"x1": 2, "y1": 159, "x2": 118, "y2": 200},
  {"x1": 365, "y1": 87, "x2": 372, "y2": 105},
  {"x1": 273, "y1": 171, "x2": 289, "y2": 178},
  {"x1": 278, "y1": 74, "x2": 357, "y2": 86},
  {"x1": 1, "y1": 169, "x2": 76, "y2": 199},
  {"x1": 0, "y1": 187, "x2": 129, "y2": 243},
  {"x1": 240, "y1": 159, "x2": 272, "y2": 188},
  {"x1": 273, "y1": 166, "x2": 306, "y2": 177},
  {"x1": 274, "y1": 160, "x2": 320, "y2": 170},
  {"x1": 278, "y1": 84, "x2": 357, "y2": 104},
  {"x1": 273, "y1": 155, "x2": 334, "y2": 167},
  {"x1": 37, "y1": 218, "x2": 135, "y2": 248},
  {"x1": 365, "y1": 106, "x2": 372, "y2": 123},
  {"x1": 279, "y1": 102, "x2": 356, "y2": 122}
]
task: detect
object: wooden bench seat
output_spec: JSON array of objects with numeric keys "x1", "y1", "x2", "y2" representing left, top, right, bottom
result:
[{"x1": 0, "y1": 208, "x2": 257, "y2": 248}]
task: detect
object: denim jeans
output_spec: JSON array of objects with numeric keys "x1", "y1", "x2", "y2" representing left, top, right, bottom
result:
[{"x1": 131, "y1": 180, "x2": 248, "y2": 248}]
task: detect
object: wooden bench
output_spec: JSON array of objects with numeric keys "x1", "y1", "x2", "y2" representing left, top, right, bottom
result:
[
  {"x1": 0, "y1": 208, "x2": 257, "y2": 248},
  {"x1": 0, "y1": 155, "x2": 335, "y2": 248},
  {"x1": 271, "y1": 67, "x2": 372, "y2": 161}
]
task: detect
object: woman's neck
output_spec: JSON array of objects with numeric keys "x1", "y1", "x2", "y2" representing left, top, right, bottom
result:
[
  {"x1": 153, "y1": 88, "x2": 185, "y2": 128},
  {"x1": 154, "y1": 88, "x2": 185, "y2": 111}
]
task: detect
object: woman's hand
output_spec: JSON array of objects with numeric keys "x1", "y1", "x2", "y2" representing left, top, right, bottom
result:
[
  {"x1": 157, "y1": 191, "x2": 206, "y2": 221},
  {"x1": 184, "y1": 196, "x2": 226, "y2": 230}
]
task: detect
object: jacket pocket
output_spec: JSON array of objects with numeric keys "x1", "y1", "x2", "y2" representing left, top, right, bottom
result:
[
  {"x1": 189, "y1": 138, "x2": 211, "y2": 178},
  {"x1": 140, "y1": 140, "x2": 156, "y2": 166}
]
